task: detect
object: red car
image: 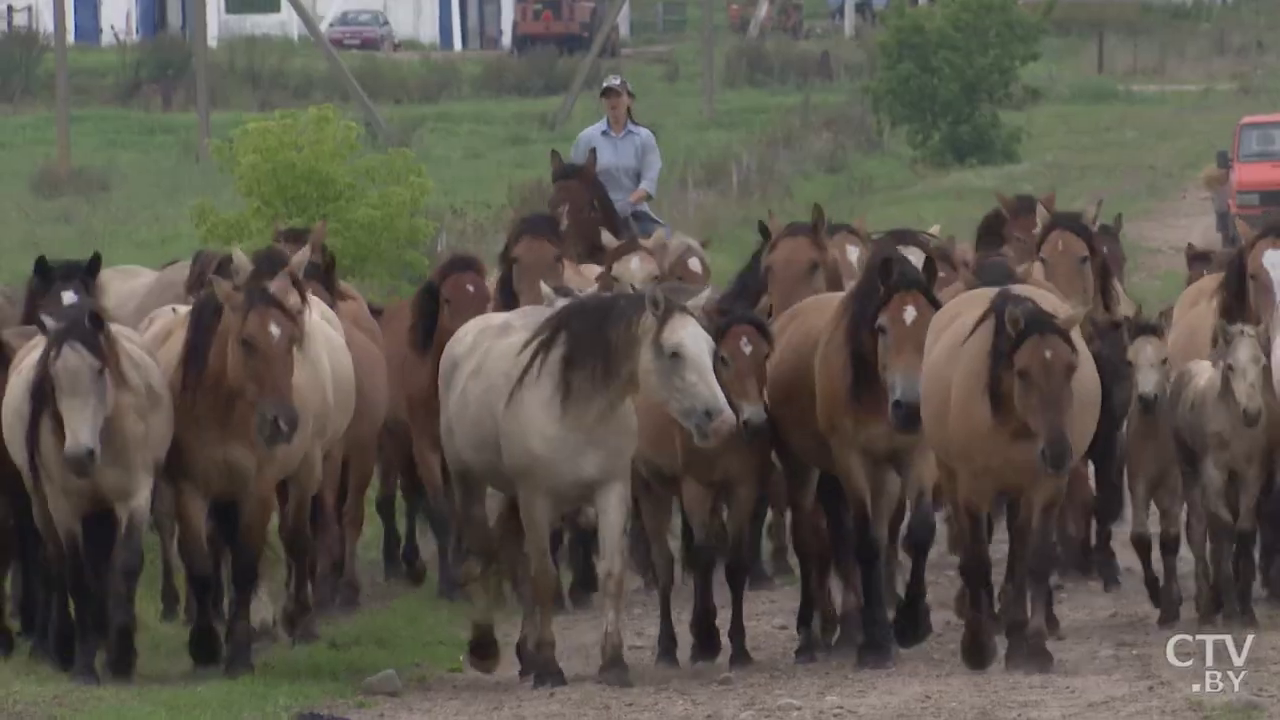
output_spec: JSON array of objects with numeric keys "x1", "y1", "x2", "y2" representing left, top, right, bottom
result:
[{"x1": 326, "y1": 9, "x2": 401, "y2": 52}]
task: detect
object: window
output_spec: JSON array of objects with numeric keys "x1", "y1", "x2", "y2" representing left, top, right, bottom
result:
[
  {"x1": 334, "y1": 10, "x2": 383, "y2": 26},
  {"x1": 1238, "y1": 122, "x2": 1280, "y2": 163},
  {"x1": 224, "y1": 0, "x2": 281, "y2": 14}
]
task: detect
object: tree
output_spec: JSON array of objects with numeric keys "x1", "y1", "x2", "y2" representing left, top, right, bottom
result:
[
  {"x1": 191, "y1": 104, "x2": 433, "y2": 285},
  {"x1": 868, "y1": 0, "x2": 1045, "y2": 167}
]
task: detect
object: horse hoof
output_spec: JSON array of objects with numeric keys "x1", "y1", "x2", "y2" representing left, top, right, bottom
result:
[
  {"x1": 71, "y1": 668, "x2": 101, "y2": 686},
  {"x1": 383, "y1": 561, "x2": 404, "y2": 582},
  {"x1": 893, "y1": 599, "x2": 933, "y2": 649},
  {"x1": 404, "y1": 560, "x2": 428, "y2": 587},
  {"x1": 189, "y1": 622, "x2": 223, "y2": 667},
  {"x1": 597, "y1": 659, "x2": 632, "y2": 688},
  {"x1": 224, "y1": 656, "x2": 256, "y2": 678},
  {"x1": 336, "y1": 583, "x2": 362, "y2": 613},
  {"x1": 0, "y1": 628, "x2": 13, "y2": 658},
  {"x1": 568, "y1": 588, "x2": 594, "y2": 611},
  {"x1": 856, "y1": 642, "x2": 895, "y2": 670},
  {"x1": 1102, "y1": 577, "x2": 1121, "y2": 593},
  {"x1": 106, "y1": 632, "x2": 137, "y2": 680},
  {"x1": 690, "y1": 643, "x2": 721, "y2": 665},
  {"x1": 1008, "y1": 644, "x2": 1054, "y2": 674},
  {"x1": 468, "y1": 630, "x2": 501, "y2": 674},
  {"x1": 1157, "y1": 606, "x2": 1180, "y2": 629},
  {"x1": 655, "y1": 650, "x2": 680, "y2": 669},
  {"x1": 532, "y1": 667, "x2": 568, "y2": 689},
  {"x1": 729, "y1": 649, "x2": 755, "y2": 668},
  {"x1": 960, "y1": 627, "x2": 996, "y2": 671}
]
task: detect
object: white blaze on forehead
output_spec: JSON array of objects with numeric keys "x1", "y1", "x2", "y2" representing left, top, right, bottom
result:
[
  {"x1": 1045, "y1": 349, "x2": 1053, "y2": 360},
  {"x1": 60, "y1": 289, "x2": 78, "y2": 306},
  {"x1": 898, "y1": 246, "x2": 927, "y2": 270},
  {"x1": 901, "y1": 302, "x2": 918, "y2": 327},
  {"x1": 629, "y1": 255, "x2": 641, "y2": 272},
  {"x1": 268, "y1": 321, "x2": 282, "y2": 343},
  {"x1": 845, "y1": 243, "x2": 861, "y2": 268},
  {"x1": 739, "y1": 334, "x2": 753, "y2": 356},
  {"x1": 465, "y1": 282, "x2": 475, "y2": 293},
  {"x1": 686, "y1": 255, "x2": 704, "y2": 275}
]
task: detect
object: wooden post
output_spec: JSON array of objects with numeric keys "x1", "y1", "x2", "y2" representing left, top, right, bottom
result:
[
  {"x1": 549, "y1": 0, "x2": 628, "y2": 132},
  {"x1": 190, "y1": 0, "x2": 211, "y2": 162},
  {"x1": 746, "y1": 0, "x2": 768, "y2": 39},
  {"x1": 52, "y1": 0, "x2": 70, "y2": 175},
  {"x1": 843, "y1": 0, "x2": 854, "y2": 39},
  {"x1": 284, "y1": 0, "x2": 391, "y2": 144},
  {"x1": 1095, "y1": 27, "x2": 1104, "y2": 75},
  {"x1": 701, "y1": 0, "x2": 713, "y2": 120}
]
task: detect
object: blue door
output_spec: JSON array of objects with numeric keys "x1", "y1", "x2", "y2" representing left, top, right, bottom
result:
[
  {"x1": 73, "y1": 0, "x2": 101, "y2": 44},
  {"x1": 439, "y1": 0, "x2": 454, "y2": 50},
  {"x1": 138, "y1": 0, "x2": 158, "y2": 37}
]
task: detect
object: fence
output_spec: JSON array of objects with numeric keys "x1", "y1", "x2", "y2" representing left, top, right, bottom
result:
[{"x1": 4, "y1": 3, "x2": 34, "y2": 32}]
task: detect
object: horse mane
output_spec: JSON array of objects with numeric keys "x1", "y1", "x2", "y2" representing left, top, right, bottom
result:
[
  {"x1": 845, "y1": 245, "x2": 941, "y2": 406},
  {"x1": 1129, "y1": 315, "x2": 1166, "y2": 341},
  {"x1": 21, "y1": 252, "x2": 103, "y2": 326},
  {"x1": 1035, "y1": 210, "x2": 1119, "y2": 315},
  {"x1": 709, "y1": 309, "x2": 772, "y2": 350},
  {"x1": 496, "y1": 213, "x2": 564, "y2": 312},
  {"x1": 185, "y1": 249, "x2": 233, "y2": 298},
  {"x1": 874, "y1": 229, "x2": 934, "y2": 255},
  {"x1": 710, "y1": 221, "x2": 772, "y2": 318},
  {"x1": 767, "y1": 221, "x2": 826, "y2": 256},
  {"x1": 273, "y1": 226, "x2": 313, "y2": 251},
  {"x1": 25, "y1": 304, "x2": 117, "y2": 492},
  {"x1": 975, "y1": 195, "x2": 1037, "y2": 255},
  {"x1": 410, "y1": 253, "x2": 487, "y2": 355},
  {"x1": 965, "y1": 288, "x2": 1077, "y2": 415},
  {"x1": 510, "y1": 291, "x2": 685, "y2": 408},
  {"x1": 552, "y1": 162, "x2": 625, "y2": 241}
]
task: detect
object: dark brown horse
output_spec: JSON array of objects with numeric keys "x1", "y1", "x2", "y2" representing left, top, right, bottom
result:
[
  {"x1": 549, "y1": 148, "x2": 629, "y2": 265},
  {"x1": 973, "y1": 192, "x2": 1054, "y2": 266},
  {"x1": 1184, "y1": 242, "x2": 1232, "y2": 287}
]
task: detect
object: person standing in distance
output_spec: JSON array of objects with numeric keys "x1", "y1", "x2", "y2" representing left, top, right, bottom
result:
[{"x1": 570, "y1": 75, "x2": 665, "y2": 239}]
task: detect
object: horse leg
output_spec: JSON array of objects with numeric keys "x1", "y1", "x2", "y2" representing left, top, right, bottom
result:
[
  {"x1": 817, "y1": 472, "x2": 860, "y2": 656},
  {"x1": 152, "y1": 481, "x2": 181, "y2": 622},
  {"x1": 565, "y1": 515, "x2": 599, "y2": 610},
  {"x1": 1203, "y1": 463, "x2": 1239, "y2": 625},
  {"x1": 65, "y1": 521, "x2": 106, "y2": 685},
  {"x1": 338, "y1": 443, "x2": 378, "y2": 610},
  {"x1": 279, "y1": 464, "x2": 321, "y2": 646},
  {"x1": 1090, "y1": 433, "x2": 1124, "y2": 591},
  {"x1": 312, "y1": 449, "x2": 345, "y2": 613},
  {"x1": 767, "y1": 466, "x2": 795, "y2": 579},
  {"x1": 725, "y1": 472, "x2": 759, "y2": 668},
  {"x1": 453, "y1": 472, "x2": 501, "y2": 676},
  {"x1": 518, "y1": 492, "x2": 568, "y2": 689},
  {"x1": 10, "y1": 487, "x2": 42, "y2": 639},
  {"x1": 957, "y1": 501, "x2": 997, "y2": 671},
  {"x1": 1232, "y1": 464, "x2": 1265, "y2": 629},
  {"x1": 847, "y1": 459, "x2": 894, "y2": 669},
  {"x1": 1020, "y1": 497, "x2": 1058, "y2": 673},
  {"x1": 745, "y1": 487, "x2": 773, "y2": 589},
  {"x1": 634, "y1": 472, "x2": 677, "y2": 667},
  {"x1": 375, "y1": 429, "x2": 404, "y2": 581},
  {"x1": 422, "y1": 455, "x2": 460, "y2": 602},
  {"x1": 105, "y1": 506, "x2": 145, "y2": 681},
  {"x1": 224, "y1": 492, "x2": 272, "y2": 676},
  {"x1": 1127, "y1": 469, "x2": 1161, "y2": 611},
  {"x1": 893, "y1": 482, "x2": 935, "y2": 649},
  {"x1": 781, "y1": 457, "x2": 821, "y2": 664},
  {"x1": 682, "y1": 482, "x2": 721, "y2": 665},
  {"x1": 1002, "y1": 495, "x2": 1033, "y2": 671},
  {"x1": 1154, "y1": 476, "x2": 1183, "y2": 628},
  {"x1": 593, "y1": 478, "x2": 632, "y2": 687},
  {"x1": 628, "y1": 493, "x2": 658, "y2": 592},
  {"x1": 398, "y1": 460, "x2": 429, "y2": 587}
]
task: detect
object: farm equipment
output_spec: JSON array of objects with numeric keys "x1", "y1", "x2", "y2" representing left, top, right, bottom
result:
[
  {"x1": 1216, "y1": 112, "x2": 1280, "y2": 247},
  {"x1": 511, "y1": 0, "x2": 620, "y2": 56}
]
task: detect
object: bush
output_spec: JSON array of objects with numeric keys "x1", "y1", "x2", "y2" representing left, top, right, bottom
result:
[
  {"x1": 868, "y1": 0, "x2": 1045, "y2": 167},
  {"x1": 28, "y1": 162, "x2": 112, "y2": 199},
  {"x1": 0, "y1": 28, "x2": 49, "y2": 103},
  {"x1": 191, "y1": 104, "x2": 433, "y2": 284},
  {"x1": 722, "y1": 39, "x2": 859, "y2": 89},
  {"x1": 470, "y1": 46, "x2": 584, "y2": 97}
]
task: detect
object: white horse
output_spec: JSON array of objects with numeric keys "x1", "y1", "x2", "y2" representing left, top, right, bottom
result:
[{"x1": 438, "y1": 284, "x2": 735, "y2": 688}]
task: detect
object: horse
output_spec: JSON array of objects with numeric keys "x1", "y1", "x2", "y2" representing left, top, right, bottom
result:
[
  {"x1": 765, "y1": 241, "x2": 942, "y2": 667},
  {"x1": 491, "y1": 213, "x2": 571, "y2": 311},
  {"x1": 375, "y1": 253, "x2": 491, "y2": 602},
  {"x1": 549, "y1": 148, "x2": 629, "y2": 265},
  {"x1": 604, "y1": 227, "x2": 714, "y2": 289},
  {"x1": 140, "y1": 244, "x2": 354, "y2": 675},
  {"x1": 440, "y1": 285, "x2": 735, "y2": 688},
  {"x1": 1, "y1": 303, "x2": 174, "y2": 683},
  {"x1": 826, "y1": 220, "x2": 874, "y2": 290},
  {"x1": 1170, "y1": 320, "x2": 1268, "y2": 627},
  {"x1": 0, "y1": 319, "x2": 41, "y2": 660},
  {"x1": 1032, "y1": 206, "x2": 1130, "y2": 591},
  {"x1": 922, "y1": 285, "x2": 1100, "y2": 672},
  {"x1": 22, "y1": 253, "x2": 104, "y2": 327},
  {"x1": 1094, "y1": 213, "x2": 1127, "y2": 285},
  {"x1": 1184, "y1": 242, "x2": 1232, "y2": 288},
  {"x1": 760, "y1": 205, "x2": 844, "y2": 318},
  {"x1": 1123, "y1": 313, "x2": 1182, "y2": 627},
  {"x1": 632, "y1": 310, "x2": 773, "y2": 669},
  {"x1": 270, "y1": 228, "x2": 389, "y2": 611},
  {"x1": 973, "y1": 192, "x2": 1055, "y2": 266}
]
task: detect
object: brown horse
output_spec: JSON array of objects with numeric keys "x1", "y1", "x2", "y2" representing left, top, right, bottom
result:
[
  {"x1": 922, "y1": 285, "x2": 1099, "y2": 672},
  {"x1": 141, "y1": 245, "x2": 354, "y2": 675},
  {"x1": 376, "y1": 253, "x2": 491, "y2": 601},
  {"x1": 973, "y1": 192, "x2": 1055, "y2": 266},
  {"x1": 633, "y1": 310, "x2": 773, "y2": 668},
  {"x1": 491, "y1": 214, "x2": 570, "y2": 311},
  {"x1": 549, "y1": 148, "x2": 629, "y2": 265},
  {"x1": 760, "y1": 205, "x2": 844, "y2": 318},
  {"x1": 766, "y1": 241, "x2": 942, "y2": 667},
  {"x1": 1094, "y1": 213, "x2": 1127, "y2": 284},
  {"x1": 0, "y1": 316, "x2": 40, "y2": 661},
  {"x1": 271, "y1": 227, "x2": 390, "y2": 611},
  {"x1": 1184, "y1": 242, "x2": 1232, "y2": 287}
]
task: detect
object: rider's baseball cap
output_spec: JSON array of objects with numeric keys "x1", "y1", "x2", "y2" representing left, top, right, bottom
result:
[{"x1": 600, "y1": 74, "x2": 635, "y2": 98}]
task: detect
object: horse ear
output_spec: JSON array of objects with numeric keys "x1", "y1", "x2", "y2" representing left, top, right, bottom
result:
[
  {"x1": 32, "y1": 255, "x2": 52, "y2": 283},
  {"x1": 210, "y1": 276, "x2": 238, "y2": 308},
  {"x1": 811, "y1": 203, "x2": 827, "y2": 237},
  {"x1": 1058, "y1": 305, "x2": 1088, "y2": 333},
  {"x1": 926, "y1": 224, "x2": 942, "y2": 237},
  {"x1": 1039, "y1": 191, "x2": 1056, "y2": 212},
  {"x1": 1034, "y1": 201, "x2": 1052, "y2": 234},
  {"x1": 875, "y1": 254, "x2": 897, "y2": 288},
  {"x1": 600, "y1": 227, "x2": 622, "y2": 249},
  {"x1": 0, "y1": 325, "x2": 39, "y2": 355},
  {"x1": 287, "y1": 241, "x2": 312, "y2": 280},
  {"x1": 550, "y1": 149, "x2": 565, "y2": 174},
  {"x1": 921, "y1": 254, "x2": 939, "y2": 290},
  {"x1": 1113, "y1": 212, "x2": 1124, "y2": 233},
  {"x1": 1004, "y1": 304, "x2": 1028, "y2": 337},
  {"x1": 1184, "y1": 242, "x2": 1199, "y2": 261},
  {"x1": 311, "y1": 219, "x2": 328, "y2": 246},
  {"x1": 643, "y1": 286, "x2": 666, "y2": 317},
  {"x1": 685, "y1": 285, "x2": 713, "y2": 317},
  {"x1": 1085, "y1": 198, "x2": 1104, "y2": 229},
  {"x1": 1235, "y1": 216, "x2": 1257, "y2": 245},
  {"x1": 854, "y1": 216, "x2": 869, "y2": 238},
  {"x1": 584, "y1": 147, "x2": 597, "y2": 175},
  {"x1": 756, "y1": 220, "x2": 771, "y2": 246},
  {"x1": 1013, "y1": 261, "x2": 1035, "y2": 283},
  {"x1": 230, "y1": 247, "x2": 253, "y2": 285},
  {"x1": 995, "y1": 192, "x2": 1016, "y2": 217},
  {"x1": 85, "y1": 251, "x2": 103, "y2": 282},
  {"x1": 539, "y1": 280, "x2": 557, "y2": 306}
]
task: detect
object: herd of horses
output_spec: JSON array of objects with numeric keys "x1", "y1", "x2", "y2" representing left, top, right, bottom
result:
[{"x1": 0, "y1": 145, "x2": 1277, "y2": 692}]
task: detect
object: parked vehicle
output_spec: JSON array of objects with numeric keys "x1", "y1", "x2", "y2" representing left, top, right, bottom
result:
[
  {"x1": 511, "y1": 0, "x2": 619, "y2": 56},
  {"x1": 326, "y1": 9, "x2": 401, "y2": 52},
  {"x1": 1216, "y1": 112, "x2": 1280, "y2": 247}
]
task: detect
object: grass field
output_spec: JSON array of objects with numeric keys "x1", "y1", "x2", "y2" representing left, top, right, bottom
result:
[{"x1": 2, "y1": 16, "x2": 1280, "y2": 717}]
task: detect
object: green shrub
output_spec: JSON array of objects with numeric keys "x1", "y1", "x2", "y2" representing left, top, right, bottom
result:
[
  {"x1": 722, "y1": 39, "x2": 841, "y2": 89},
  {"x1": 470, "y1": 45, "x2": 583, "y2": 97},
  {"x1": 868, "y1": 0, "x2": 1045, "y2": 167},
  {"x1": 0, "y1": 28, "x2": 49, "y2": 103},
  {"x1": 191, "y1": 104, "x2": 433, "y2": 284}
]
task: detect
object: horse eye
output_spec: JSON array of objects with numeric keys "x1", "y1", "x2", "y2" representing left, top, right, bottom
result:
[
  {"x1": 875, "y1": 322, "x2": 887, "y2": 336},
  {"x1": 716, "y1": 352, "x2": 729, "y2": 367},
  {"x1": 1226, "y1": 361, "x2": 1235, "y2": 373},
  {"x1": 1160, "y1": 358, "x2": 1168, "y2": 367},
  {"x1": 1037, "y1": 255, "x2": 1047, "y2": 264},
  {"x1": 1078, "y1": 256, "x2": 1089, "y2": 266},
  {"x1": 554, "y1": 254, "x2": 564, "y2": 265},
  {"x1": 240, "y1": 337, "x2": 255, "y2": 354},
  {"x1": 668, "y1": 349, "x2": 682, "y2": 362},
  {"x1": 1015, "y1": 368, "x2": 1030, "y2": 382}
]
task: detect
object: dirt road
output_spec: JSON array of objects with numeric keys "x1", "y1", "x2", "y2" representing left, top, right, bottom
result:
[{"x1": 330, "y1": 188, "x2": 1276, "y2": 720}]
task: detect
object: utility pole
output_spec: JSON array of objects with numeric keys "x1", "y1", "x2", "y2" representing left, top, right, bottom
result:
[
  {"x1": 52, "y1": 0, "x2": 70, "y2": 176},
  {"x1": 701, "y1": 0, "x2": 713, "y2": 119},
  {"x1": 843, "y1": 0, "x2": 854, "y2": 39},
  {"x1": 550, "y1": 0, "x2": 628, "y2": 131},
  {"x1": 746, "y1": 0, "x2": 768, "y2": 39},
  {"x1": 284, "y1": 0, "x2": 391, "y2": 144},
  {"x1": 191, "y1": 0, "x2": 211, "y2": 162}
]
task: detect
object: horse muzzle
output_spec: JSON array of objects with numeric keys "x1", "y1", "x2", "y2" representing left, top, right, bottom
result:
[
  {"x1": 63, "y1": 447, "x2": 97, "y2": 478},
  {"x1": 1243, "y1": 407, "x2": 1263, "y2": 428},
  {"x1": 889, "y1": 398, "x2": 922, "y2": 433},
  {"x1": 255, "y1": 402, "x2": 300, "y2": 448},
  {"x1": 689, "y1": 407, "x2": 737, "y2": 448},
  {"x1": 1136, "y1": 393, "x2": 1159, "y2": 414},
  {"x1": 1038, "y1": 434, "x2": 1073, "y2": 476},
  {"x1": 737, "y1": 404, "x2": 769, "y2": 436}
]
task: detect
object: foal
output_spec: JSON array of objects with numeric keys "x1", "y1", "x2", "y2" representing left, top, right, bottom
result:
[{"x1": 1170, "y1": 320, "x2": 1268, "y2": 627}]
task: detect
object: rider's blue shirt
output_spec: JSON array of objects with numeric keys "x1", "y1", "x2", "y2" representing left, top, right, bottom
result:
[{"x1": 570, "y1": 118, "x2": 663, "y2": 224}]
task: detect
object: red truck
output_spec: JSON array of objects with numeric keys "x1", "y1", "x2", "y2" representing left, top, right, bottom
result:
[
  {"x1": 1217, "y1": 112, "x2": 1280, "y2": 247},
  {"x1": 511, "y1": 0, "x2": 619, "y2": 56}
]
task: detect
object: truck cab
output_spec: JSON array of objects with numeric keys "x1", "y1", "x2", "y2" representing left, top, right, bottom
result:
[{"x1": 1217, "y1": 112, "x2": 1280, "y2": 246}]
